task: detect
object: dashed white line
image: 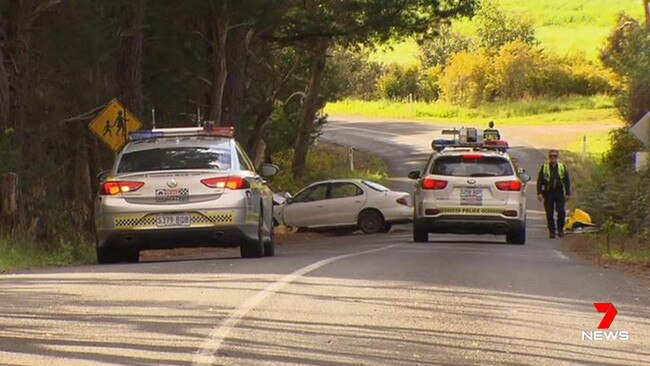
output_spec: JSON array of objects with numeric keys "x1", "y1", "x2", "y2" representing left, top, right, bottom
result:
[
  {"x1": 553, "y1": 250, "x2": 569, "y2": 261},
  {"x1": 192, "y1": 244, "x2": 398, "y2": 366}
]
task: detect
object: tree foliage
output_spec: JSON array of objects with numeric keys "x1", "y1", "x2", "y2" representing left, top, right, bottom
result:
[
  {"x1": 600, "y1": 14, "x2": 650, "y2": 125},
  {"x1": 475, "y1": 0, "x2": 536, "y2": 51}
]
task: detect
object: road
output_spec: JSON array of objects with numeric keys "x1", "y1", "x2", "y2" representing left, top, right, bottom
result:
[{"x1": 1, "y1": 118, "x2": 648, "y2": 365}]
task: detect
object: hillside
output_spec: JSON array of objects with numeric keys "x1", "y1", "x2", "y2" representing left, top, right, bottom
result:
[{"x1": 371, "y1": 0, "x2": 645, "y2": 65}]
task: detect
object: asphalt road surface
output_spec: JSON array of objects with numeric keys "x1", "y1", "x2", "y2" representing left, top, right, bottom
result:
[{"x1": 1, "y1": 118, "x2": 648, "y2": 365}]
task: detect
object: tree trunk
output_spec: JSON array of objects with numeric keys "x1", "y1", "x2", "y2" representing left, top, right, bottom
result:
[
  {"x1": 221, "y1": 26, "x2": 250, "y2": 134},
  {"x1": 208, "y1": 10, "x2": 228, "y2": 124},
  {"x1": 292, "y1": 37, "x2": 329, "y2": 178},
  {"x1": 246, "y1": 103, "x2": 274, "y2": 163},
  {"x1": 0, "y1": 172, "x2": 22, "y2": 232},
  {"x1": 0, "y1": 43, "x2": 9, "y2": 126},
  {"x1": 116, "y1": 0, "x2": 145, "y2": 117}
]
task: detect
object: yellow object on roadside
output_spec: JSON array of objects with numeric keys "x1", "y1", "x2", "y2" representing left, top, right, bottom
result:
[{"x1": 564, "y1": 208, "x2": 595, "y2": 231}]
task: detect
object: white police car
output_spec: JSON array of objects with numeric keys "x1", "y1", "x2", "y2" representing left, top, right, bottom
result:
[
  {"x1": 94, "y1": 125, "x2": 279, "y2": 263},
  {"x1": 408, "y1": 128, "x2": 530, "y2": 244}
]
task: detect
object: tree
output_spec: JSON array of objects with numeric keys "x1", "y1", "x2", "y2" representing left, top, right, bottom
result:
[
  {"x1": 475, "y1": 0, "x2": 536, "y2": 51},
  {"x1": 600, "y1": 14, "x2": 650, "y2": 125},
  {"x1": 266, "y1": 0, "x2": 477, "y2": 178}
]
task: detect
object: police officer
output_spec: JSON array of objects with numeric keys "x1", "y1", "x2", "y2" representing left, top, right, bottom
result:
[
  {"x1": 536, "y1": 149, "x2": 571, "y2": 238},
  {"x1": 484, "y1": 120, "x2": 501, "y2": 141}
]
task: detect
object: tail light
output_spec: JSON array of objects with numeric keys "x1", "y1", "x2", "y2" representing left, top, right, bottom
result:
[
  {"x1": 461, "y1": 153, "x2": 484, "y2": 159},
  {"x1": 201, "y1": 176, "x2": 250, "y2": 190},
  {"x1": 495, "y1": 180, "x2": 522, "y2": 191},
  {"x1": 101, "y1": 181, "x2": 144, "y2": 195},
  {"x1": 422, "y1": 178, "x2": 447, "y2": 190},
  {"x1": 396, "y1": 197, "x2": 409, "y2": 206}
]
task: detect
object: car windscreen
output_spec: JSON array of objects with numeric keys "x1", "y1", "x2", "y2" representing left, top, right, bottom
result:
[
  {"x1": 117, "y1": 147, "x2": 231, "y2": 173},
  {"x1": 361, "y1": 180, "x2": 390, "y2": 192},
  {"x1": 430, "y1": 155, "x2": 513, "y2": 177}
]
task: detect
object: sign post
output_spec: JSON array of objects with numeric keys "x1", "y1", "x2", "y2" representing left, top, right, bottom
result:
[{"x1": 88, "y1": 99, "x2": 143, "y2": 152}]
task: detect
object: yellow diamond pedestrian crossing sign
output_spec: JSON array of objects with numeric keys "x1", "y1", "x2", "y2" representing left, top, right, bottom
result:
[{"x1": 89, "y1": 99, "x2": 143, "y2": 151}]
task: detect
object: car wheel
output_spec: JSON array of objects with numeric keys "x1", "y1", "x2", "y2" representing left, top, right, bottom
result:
[
  {"x1": 413, "y1": 217, "x2": 429, "y2": 243},
  {"x1": 380, "y1": 223, "x2": 392, "y2": 233},
  {"x1": 97, "y1": 245, "x2": 120, "y2": 264},
  {"x1": 241, "y1": 212, "x2": 264, "y2": 258},
  {"x1": 264, "y1": 224, "x2": 275, "y2": 257},
  {"x1": 506, "y1": 226, "x2": 526, "y2": 245},
  {"x1": 358, "y1": 209, "x2": 384, "y2": 234},
  {"x1": 124, "y1": 248, "x2": 140, "y2": 263}
]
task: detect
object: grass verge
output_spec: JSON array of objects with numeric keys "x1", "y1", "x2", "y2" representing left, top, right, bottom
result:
[
  {"x1": 0, "y1": 234, "x2": 96, "y2": 272},
  {"x1": 325, "y1": 95, "x2": 618, "y2": 126}
]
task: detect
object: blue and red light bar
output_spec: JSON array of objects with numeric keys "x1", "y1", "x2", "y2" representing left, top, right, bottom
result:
[{"x1": 129, "y1": 125, "x2": 234, "y2": 141}]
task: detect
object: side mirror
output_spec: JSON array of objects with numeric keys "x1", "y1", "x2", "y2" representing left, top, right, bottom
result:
[
  {"x1": 97, "y1": 170, "x2": 110, "y2": 183},
  {"x1": 519, "y1": 172, "x2": 531, "y2": 182},
  {"x1": 260, "y1": 163, "x2": 279, "y2": 178},
  {"x1": 286, "y1": 197, "x2": 294, "y2": 204},
  {"x1": 408, "y1": 170, "x2": 421, "y2": 180}
]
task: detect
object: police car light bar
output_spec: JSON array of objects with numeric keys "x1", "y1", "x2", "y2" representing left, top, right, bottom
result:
[
  {"x1": 432, "y1": 127, "x2": 509, "y2": 152},
  {"x1": 129, "y1": 125, "x2": 234, "y2": 141}
]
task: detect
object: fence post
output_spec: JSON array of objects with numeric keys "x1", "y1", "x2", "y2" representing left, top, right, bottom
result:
[
  {"x1": 348, "y1": 146, "x2": 354, "y2": 171},
  {"x1": 582, "y1": 135, "x2": 587, "y2": 159}
]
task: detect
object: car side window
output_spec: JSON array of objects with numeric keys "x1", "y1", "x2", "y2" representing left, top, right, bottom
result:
[
  {"x1": 235, "y1": 144, "x2": 255, "y2": 172},
  {"x1": 329, "y1": 183, "x2": 363, "y2": 199},
  {"x1": 294, "y1": 184, "x2": 329, "y2": 203}
]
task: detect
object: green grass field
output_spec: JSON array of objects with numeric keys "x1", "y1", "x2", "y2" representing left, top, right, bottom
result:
[
  {"x1": 325, "y1": 95, "x2": 618, "y2": 126},
  {"x1": 370, "y1": 0, "x2": 644, "y2": 65}
]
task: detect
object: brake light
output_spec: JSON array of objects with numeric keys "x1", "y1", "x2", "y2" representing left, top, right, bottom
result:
[
  {"x1": 422, "y1": 178, "x2": 447, "y2": 190},
  {"x1": 102, "y1": 181, "x2": 144, "y2": 195},
  {"x1": 396, "y1": 197, "x2": 409, "y2": 206},
  {"x1": 495, "y1": 180, "x2": 522, "y2": 191},
  {"x1": 201, "y1": 176, "x2": 250, "y2": 190},
  {"x1": 461, "y1": 154, "x2": 484, "y2": 159}
]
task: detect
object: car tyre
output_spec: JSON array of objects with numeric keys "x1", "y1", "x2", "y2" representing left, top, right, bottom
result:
[
  {"x1": 380, "y1": 223, "x2": 392, "y2": 233},
  {"x1": 264, "y1": 224, "x2": 275, "y2": 257},
  {"x1": 241, "y1": 212, "x2": 264, "y2": 258},
  {"x1": 358, "y1": 209, "x2": 384, "y2": 234},
  {"x1": 413, "y1": 217, "x2": 429, "y2": 243},
  {"x1": 124, "y1": 248, "x2": 140, "y2": 263},
  {"x1": 97, "y1": 245, "x2": 120, "y2": 264},
  {"x1": 506, "y1": 227, "x2": 526, "y2": 245}
]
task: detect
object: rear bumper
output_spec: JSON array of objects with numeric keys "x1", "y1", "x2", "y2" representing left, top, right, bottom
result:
[
  {"x1": 97, "y1": 226, "x2": 250, "y2": 250},
  {"x1": 420, "y1": 215, "x2": 525, "y2": 234}
]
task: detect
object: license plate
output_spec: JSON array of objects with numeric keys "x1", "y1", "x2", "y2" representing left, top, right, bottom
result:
[
  {"x1": 460, "y1": 188, "x2": 483, "y2": 206},
  {"x1": 156, "y1": 214, "x2": 191, "y2": 227},
  {"x1": 155, "y1": 188, "x2": 189, "y2": 202}
]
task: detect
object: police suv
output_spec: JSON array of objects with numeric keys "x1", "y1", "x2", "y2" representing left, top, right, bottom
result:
[{"x1": 408, "y1": 128, "x2": 530, "y2": 244}]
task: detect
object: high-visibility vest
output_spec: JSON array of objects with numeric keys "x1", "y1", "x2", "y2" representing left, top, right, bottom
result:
[
  {"x1": 542, "y1": 162, "x2": 566, "y2": 193},
  {"x1": 484, "y1": 129, "x2": 500, "y2": 140}
]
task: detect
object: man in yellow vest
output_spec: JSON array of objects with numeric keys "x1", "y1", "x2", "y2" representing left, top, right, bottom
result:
[
  {"x1": 536, "y1": 149, "x2": 571, "y2": 238},
  {"x1": 484, "y1": 120, "x2": 501, "y2": 141}
]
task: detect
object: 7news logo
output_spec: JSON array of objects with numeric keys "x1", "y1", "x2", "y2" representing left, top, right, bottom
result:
[{"x1": 581, "y1": 302, "x2": 629, "y2": 341}]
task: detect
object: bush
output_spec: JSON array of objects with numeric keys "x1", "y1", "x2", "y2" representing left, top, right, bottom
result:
[
  {"x1": 439, "y1": 50, "x2": 493, "y2": 107},
  {"x1": 377, "y1": 63, "x2": 421, "y2": 101},
  {"x1": 491, "y1": 41, "x2": 540, "y2": 100},
  {"x1": 418, "y1": 66, "x2": 444, "y2": 102},
  {"x1": 323, "y1": 47, "x2": 383, "y2": 101}
]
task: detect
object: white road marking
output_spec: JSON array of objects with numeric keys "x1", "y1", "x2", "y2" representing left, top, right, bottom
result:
[
  {"x1": 192, "y1": 244, "x2": 398, "y2": 366},
  {"x1": 553, "y1": 250, "x2": 569, "y2": 261}
]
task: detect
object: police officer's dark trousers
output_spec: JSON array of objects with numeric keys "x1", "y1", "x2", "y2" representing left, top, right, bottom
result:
[{"x1": 543, "y1": 189, "x2": 565, "y2": 235}]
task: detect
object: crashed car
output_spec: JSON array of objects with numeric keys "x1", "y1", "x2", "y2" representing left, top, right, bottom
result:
[{"x1": 274, "y1": 179, "x2": 412, "y2": 234}]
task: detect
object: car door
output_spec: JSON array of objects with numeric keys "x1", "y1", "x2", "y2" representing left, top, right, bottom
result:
[
  {"x1": 325, "y1": 182, "x2": 366, "y2": 225},
  {"x1": 282, "y1": 183, "x2": 330, "y2": 227}
]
